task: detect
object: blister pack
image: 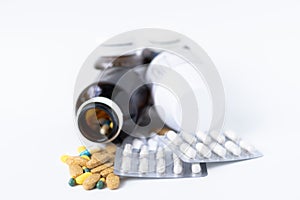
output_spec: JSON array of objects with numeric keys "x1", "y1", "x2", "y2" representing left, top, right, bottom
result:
[
  {"x1": 161, "y1": 130, "x2": 262, "y2": 163},
  {"x1": 114, "y1": 136, "x2": 207, "y2": 178}
]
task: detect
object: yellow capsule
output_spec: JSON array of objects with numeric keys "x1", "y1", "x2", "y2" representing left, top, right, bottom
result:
[
  {"x1": 60, "y1": 155, "x2": 69, "y2": 163},
  {"x1": 81, "y1": 155, "x2": 90, "y2": 160},
  {"x1": 109, "y1": 122, "x2": 113, "y2": 129},
  {"x1": 75, "y1": 172, "x2": 92, "y2": 185},
  {"x1": 77, "y1": 146, "x2": 86, "y2": 153},
  {"x1": 100, "y1": 177, "x2": 106, "y2": 183}
]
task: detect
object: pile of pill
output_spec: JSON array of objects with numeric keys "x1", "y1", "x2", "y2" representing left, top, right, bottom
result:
[
  {"x1": 164, "y1": 130, "x2": 262, "y2": 162},
  {"x1": 60, "y1": 144, "x2": 120, "y2": 190},
  {"x1": 113, "y1": 136, "x2": 208, "y2": 178}
]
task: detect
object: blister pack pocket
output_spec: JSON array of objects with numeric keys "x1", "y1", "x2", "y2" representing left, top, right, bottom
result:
[
  {"x1": 162, "y1": 130, "x2": 262, "y2": 163},
  {"x1": 114, "y1": 137, "x2": 207, "y2": 178}
]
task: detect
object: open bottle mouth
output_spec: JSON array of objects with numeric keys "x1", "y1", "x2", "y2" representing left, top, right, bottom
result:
[{"x1": 76, "y1": 97, "x2": 123, "y2": 143}]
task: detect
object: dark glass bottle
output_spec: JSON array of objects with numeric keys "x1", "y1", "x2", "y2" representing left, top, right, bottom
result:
[{"x1": 75, "y1": 49, "x2": 161, "y2": 144}]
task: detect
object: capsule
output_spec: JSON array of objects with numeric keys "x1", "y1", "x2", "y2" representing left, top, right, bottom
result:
[
  {"x1": 80, "y1": 155, "x2": 90, "y2": 160},
  {"x1": 79, "y1": 149, "x2": 91, "y2": 157},
  {"x1": 156, "y1": 158, "x2": 166, "y2": 174},
  {"x1": 96, "y1": 180, "x2": 104, "y2": 189},
  {"x1": 166, "y1": 130, "x2": 183, "y2": 145},
  {"x1": 195, "y1": 143, "x2": 212, "y2": 158},
  {"x1": 196, "y1": 131, "x2": 211, "y2": 145},
  {"x1": 132, "y1": 138, "x2": 143, "y2": 150},
  {"x1": 225, "y1": 141, "x2": 241, "y2": 156},
  {"x1": 181, "y1": 132, "x2": 196, "y2": 144},
  {"x1": 121, "y1": 156, "x2": 131, "y2": 172},
  {"x1": 138, "y1": 158, "x2": 149, "y2": 173},
  {"x1": 123, "y1": 144, "x2": 132, "y2": 156},
  {"x1": 209, "y1": 130, "x2": 225, "y2": 144},
  {"x1": 191, "y1": 163, "x2": 202, "y2": 174},
  {"x1": 83, "y1": 167, "x2": 90, "y2": 173},
  {"x1": 224, "y1": 130, "x2": 239, "y2": 142},
  {"x1": 60, "y1": 155, "x2": 69, "y2": 163},
  {"x1": 77, "y1": 146, "x2": 86, "y2": 154},
  {"x1": 210, "y1": 142, "x2": 227, "y2": 158},
  {"x1": 173, "y1": 162, "x2": 183, "y2": 175},
  {"x1": 100, "y1": 124, "x2": 110, "y2": 135},
  {"x1": 147, "y1": 138, "x2": 158, "y2": 151},
  {"x1": 156, "y1": 147, "x2": 165, "y2": 159},
  {"x1": 68, "y1": 178, "x2": 76, "y2": 187},
  {"x1": 179, "y1": 143, "x2": 197, "y2": 159},
  {"x1": 139, "y1": 145, "x2": 149, "y2": 158},
  {"x1": 239, "y1": 140, "x2": 255, "y2": 153}
]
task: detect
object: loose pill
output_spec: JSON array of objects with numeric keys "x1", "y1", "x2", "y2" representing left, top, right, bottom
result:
[
  {"x1": 96, "y1": 180, "x2": 104, "y2": 189},
  {"x1": 166, "y1": 130, "x2": 183, "y2": 145},
  {"x1": 69, "y1": 164, "x2": 83, "y2": 178},
  {"x1": 210, "y1": 142, "x2": 227, "y2": 158},
  {"x1": 179, "y1": 143, "x2": 197, "y2": 159},
  {"x1": 60, "y1": 155, "x2": 69, "y2": 163},
  {"x1": 138, "y1": 158, "x2": 149, "y2": 173},
  {"x1": 79, "y1": 149, "x2": 91, "y2": 157},
  {"x1": 147, "y1": 138, "x2": 158, "y2": 151},
  {"x1": 91, "y1": 163, "x2": 113, "y2": 173},
  {"x1": 225, "y1": 141, "x2": 241, "y2": 156},
  {"x1": 75, "y1": 172, "x2": 92, "y2": 185},
  {"x1": 100, "y1": 167, "x2": 114, "y2": 177},
  {"x1": 80, "y1": 155, "x2": 90, "y2": 160},
  {"x1": 105, "y1": 144, "x2": 117, "y2": 154},
  {"x1": 224, "y1": 130, "x2": 239, "y2": 142},
  {"x1": 191, "y1": 163, "x2": 202, "y2": 174},
  {"x1": 195, "y1": 143, "x2": 212, "y2": 158},
  {"x1": 132, "y1": 138, "x2": 143, "y2": 150},
  {"x1": 92, "y1": 152, "x2": 110, "y2": 163},
  {"x1": 181, "y1": 132, "x2": 196, "y2": 144},
  {"x1": 83, "y1": 173, "x2": 101, "y2": 190},
  {"x1": 88, "y1": 147, "x2": 101, "y2": 154},
  {"x1": 83, "y1": 168, "x2": 90, "y2": 173},
  {"x1": 66, "y1": 156, "x2": 88, "y2": 167},
  {"x1": 68, "y1": 178, "x2": 76, "y2": 187},
  {"x1": 156, "y1": 158, "x2": 166, "y2": 174},
  {"x1": 106, "y1": 173, "x2": 120, "y2": 190},
  {"x1": 196, "y1": 131, "x2": 211, "y2": 144},
  {"x1": 77, "y1": 146, "x2": 86, "y2": 154},
  {"x1": 100, "y1": 177, "x2": 105, "y2": 183},
  {"x1": 239, "y1": 140, "x2": 255, "y2": 153},
  {"x1": 210, "y1": 130, "x2": 226, "y2": 144}
]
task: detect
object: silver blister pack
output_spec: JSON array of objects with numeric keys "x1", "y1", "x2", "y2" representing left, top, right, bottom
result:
[
  {"x1": 161, "y1": 130, "x2": 262, "y2": 163},
  {"x1": 114, "y1": 137, "x2": 207, "y2": 178}
]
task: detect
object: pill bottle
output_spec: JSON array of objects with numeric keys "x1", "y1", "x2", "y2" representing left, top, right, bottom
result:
[{"x1": 74, "y1": 29, "x2": 225, "y2": 148}]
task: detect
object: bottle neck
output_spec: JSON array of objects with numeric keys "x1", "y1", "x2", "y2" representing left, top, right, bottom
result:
[{"x1": 76, "y1": 97, "x2": 123, "y2": 144}]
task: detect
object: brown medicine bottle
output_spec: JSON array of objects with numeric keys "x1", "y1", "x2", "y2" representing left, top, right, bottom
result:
[{"x1": 75, "y1": 49, "x2": 163, "y2": 145}]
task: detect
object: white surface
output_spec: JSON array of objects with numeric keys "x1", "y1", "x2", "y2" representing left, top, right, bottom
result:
[{"x1": 0, "y1": 0, "x2": 299, "y2": 199}]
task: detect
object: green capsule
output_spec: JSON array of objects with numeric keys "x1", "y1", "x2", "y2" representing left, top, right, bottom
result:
[
  {"x1": 84, "y1": 168, "x2": 90, "y2": 173},
  {"x1": 68, "y1": 178, "x2": 76, "y2": 187},
  {"x1": 96, "y1": 180, "x2": 104, "y2": 189}
]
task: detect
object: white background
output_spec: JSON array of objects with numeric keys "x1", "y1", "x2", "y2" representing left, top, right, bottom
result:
[{"x1": 0, "y1": 0, "x2": 299, "y2": 199}]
